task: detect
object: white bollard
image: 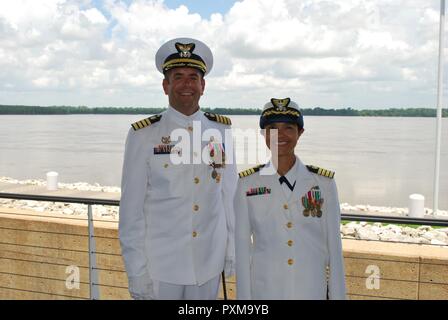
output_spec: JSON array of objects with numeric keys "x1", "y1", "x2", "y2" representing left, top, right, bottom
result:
[
  {"x1": 408, "y1": 194, "x2": 425, "y2": 218},
  {"x1": 46, "y1": 171, "x2": 59, "y2": 191}
]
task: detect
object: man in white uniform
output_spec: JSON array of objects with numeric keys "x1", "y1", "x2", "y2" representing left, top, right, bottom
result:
[
  {"x1": 235, "y1": 98, "x2": 346, "y2": 299},
  {"x1": 119, "y1": 38, "x2": 237, "y2": 300}
]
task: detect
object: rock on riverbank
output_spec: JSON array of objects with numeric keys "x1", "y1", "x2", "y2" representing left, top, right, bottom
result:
[
  {"x1": 1, "y1": 177, "x2": 447, "y2": 246},
  {"x1": 340, "y1": 222, "x2": 448, "y2": 245}
]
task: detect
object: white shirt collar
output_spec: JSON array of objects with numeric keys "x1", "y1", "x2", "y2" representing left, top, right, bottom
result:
[
  {"x1": 166, "y1": 105, "x2": 202, "y2": 125},
  {"x1": 265, "y1": 156, "x2": 299, "y2": 181},
  {"x1": 283, "y1": 157, "x2": 298, "y2": 183},
  {"x1": 264, "y1": 156, "x2": 299, "y2": 199}
]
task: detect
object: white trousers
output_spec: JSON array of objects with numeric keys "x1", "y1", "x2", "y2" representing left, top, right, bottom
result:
[{"x1": 152, "y1": 274, "x2": 221, "y2": 300}]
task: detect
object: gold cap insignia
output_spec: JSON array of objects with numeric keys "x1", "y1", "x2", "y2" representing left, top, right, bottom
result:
[
  {"x1": 175, "y1": 42, "x2": 195, "y2": 58},
  {"x1": 271, "y1": 98, "x2": 291, "y2": 111}
]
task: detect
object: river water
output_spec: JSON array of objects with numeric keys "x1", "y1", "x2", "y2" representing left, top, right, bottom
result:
[{"x1": 0, "y1": 114, "x2": 446, "y2": 209}]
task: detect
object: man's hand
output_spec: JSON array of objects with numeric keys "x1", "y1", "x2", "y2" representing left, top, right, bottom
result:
[{"x1": 129, "y1": 274, "x2": 155, "y2": 300}]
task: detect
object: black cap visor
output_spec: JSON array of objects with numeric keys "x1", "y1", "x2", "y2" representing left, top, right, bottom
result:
[{"x1": 260, "y1": 114, "x2": 304, "y2": 129}]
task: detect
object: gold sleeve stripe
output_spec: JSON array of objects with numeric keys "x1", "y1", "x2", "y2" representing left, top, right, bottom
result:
[
  {"x1": 238, "y1": 170, "x2": 248, "y2": 178},
  {"x1": 218, "y1": 114, "x2": 230, "y2": 125},
  {"x1": 238, "y1": 165, "x2": 265, "y2": 178},
  {"x1": 307, "y1": 165, "x2": 335, "y2": 179},
  {"x1": 131, "y1": 115, "x2": 162, "y2": 131},
  {"x1": 204, "y1": 112, "x2": 232, "y2": 125}
]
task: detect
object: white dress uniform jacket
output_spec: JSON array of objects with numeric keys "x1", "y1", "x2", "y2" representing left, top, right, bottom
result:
[
  {"x1": 119, "y1": 106, "x2": 237, "y2": 297},
  {"x1": 235, "y1": 157, "x2": 346, "y2": 299}
]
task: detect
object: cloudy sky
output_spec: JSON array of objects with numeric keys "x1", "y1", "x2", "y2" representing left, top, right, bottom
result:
[{"x1": 0, "y1": 0, "x2": 446, "y2": 109}]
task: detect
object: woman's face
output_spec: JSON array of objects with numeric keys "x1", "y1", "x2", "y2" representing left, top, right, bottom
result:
[{"x1": 264, "y1": 122, "x2": 304, "y2": 157}]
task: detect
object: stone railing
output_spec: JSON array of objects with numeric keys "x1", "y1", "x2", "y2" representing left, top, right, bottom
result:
[{"x1": 0, "y1": 206, "x2": 447, "y2": 300}]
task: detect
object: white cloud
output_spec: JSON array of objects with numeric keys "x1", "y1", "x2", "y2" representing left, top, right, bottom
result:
[
  {"x1": 83, "y1": 8, "x2": 108, "y2": 24},
  {"x1": 32, "y1": 76, "x2": 59, "y2": 88},
  {"x1": 0, "y1": 0, "x2": 445, "y2": 108}
]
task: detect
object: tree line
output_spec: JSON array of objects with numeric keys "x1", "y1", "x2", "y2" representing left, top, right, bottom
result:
[{"x1": 0, "y1": 105, "x2": 447, "y2": 117}]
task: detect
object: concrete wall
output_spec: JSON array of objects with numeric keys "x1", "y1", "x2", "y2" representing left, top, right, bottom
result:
[
  {"x1": 0, "y1": 207, "x2": 447, "y2": 300},
  {"x1": 343, "y1": 239, "x2": 448, "y2": 300}
]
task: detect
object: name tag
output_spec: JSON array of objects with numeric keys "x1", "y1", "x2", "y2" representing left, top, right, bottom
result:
[
  {"x1": 154, "y1": 144, "x2": 174, "y2": 154},
  {"x1": 153, "y1": 145, "x2": 182, "y2": 155}
]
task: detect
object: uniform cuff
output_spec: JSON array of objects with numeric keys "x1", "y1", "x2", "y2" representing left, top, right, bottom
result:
[{"x1": 128, "y1": 272, "x2": 155, "y2": 300}]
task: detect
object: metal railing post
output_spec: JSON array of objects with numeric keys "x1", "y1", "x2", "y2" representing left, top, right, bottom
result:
[
  {"x1": 434, "y1": 0, "x2": 445, "y2": 216},
  {"x1": 87, "y1": 204, "x2": 99, "y2": 299}
]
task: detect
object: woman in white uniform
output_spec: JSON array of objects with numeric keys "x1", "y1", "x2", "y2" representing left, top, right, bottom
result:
[{"x1": 234, "y1": 98, "x2": 346, "y2": 300}]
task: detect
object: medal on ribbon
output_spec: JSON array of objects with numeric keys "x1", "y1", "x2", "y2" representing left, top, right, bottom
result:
[
  {"x1": 301, "y1": 186, "x2": 324, "y2": 218},
  {"x1": 208, "y1": 140, "x2": 225, "y2": 182}
]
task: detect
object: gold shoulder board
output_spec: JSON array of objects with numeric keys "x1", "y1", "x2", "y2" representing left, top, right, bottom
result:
[
  {"x1": 204, "y1": 112, "x2": 232, "y2": 125},
  {"x1": 131, "y1": 114, "x2": 162, "y2": 131},
  {"x1": 239, "y1": 164, "x2": 266, "y2": 178},
  {"x1": 306, "y1": 165, "x2": 335, "y2": 179}
]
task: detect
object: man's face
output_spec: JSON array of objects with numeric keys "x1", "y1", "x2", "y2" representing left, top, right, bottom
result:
[
  {"x1": 263, "y1": 122, "x2": 304, "y2": 157},
  {"x1": 162, "y1": 67, "x2": 205, "y2": 110}
]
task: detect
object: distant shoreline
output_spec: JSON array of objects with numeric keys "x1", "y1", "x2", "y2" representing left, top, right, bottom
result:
[{"x1": 1, "y1": 105, "x2": 447, "y2": 117}]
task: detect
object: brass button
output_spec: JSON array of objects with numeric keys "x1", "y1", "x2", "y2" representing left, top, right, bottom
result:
[
  {"x1": 164, "y1": 163, "x2": 169, "y2": 168},
  {"x1": 286, "y1": 222, "x2": 293, "y2": 229},
  {"x1": 288, "y1": 259, "x2": 294, "y2": 265},
  {"x1": 283, "y1": 204, "x2": 289, "y2": 210},
  {"x1": 287, "y1": 240, "x2": 294, "y2": 246},
  {"x1": 188, "y1": 126, "x2": 193, "y2": 132},
  {"x1": 192, "y1": 231, "x2": 197, "y2": 238},
  {"x1": 194, "y1": 177, "x2": 200, "y2": 184},
  {"x1": 193, "y1": 204, "x2": 199, "y2": 211}
]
